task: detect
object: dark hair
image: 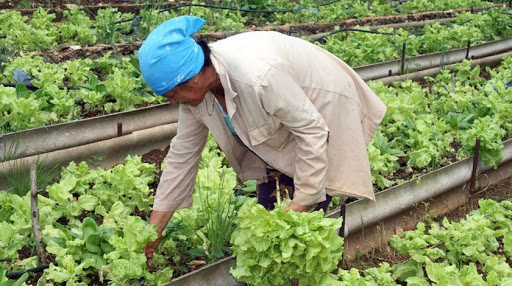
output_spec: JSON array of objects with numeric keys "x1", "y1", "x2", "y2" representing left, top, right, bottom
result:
[{"x1": 197, "y1": 39, "x2": 211, "y2": 68}]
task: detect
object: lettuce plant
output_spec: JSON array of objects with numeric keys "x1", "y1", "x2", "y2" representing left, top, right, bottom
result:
[{"x1": 230, "y1": 199, "x2": 343, "y2": 286}]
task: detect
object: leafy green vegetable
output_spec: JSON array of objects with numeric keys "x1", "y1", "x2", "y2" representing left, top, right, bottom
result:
[{"x1": 230, "y1": 199, "x2": 343, "y2": 285}]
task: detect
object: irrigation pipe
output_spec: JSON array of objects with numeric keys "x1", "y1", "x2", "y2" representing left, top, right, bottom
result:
[
  {"x1": 377, "y1": 50, "x2": 512, "y2": 85},
  {"x1": 0, "y1": 123, "x2": 178, "y2": 191},
  {"x1": 306, "y1": 17, "x2": 455, "y2": 40},
  {"x1": 5, "y1": 262, "x2": 57, "y2": 279},
  {"x1": 0, "y1": 103, "x2": 178, "y2": 161},
  {"x1": 311, "y1": 17, "x2": 475, "y2": 41}
]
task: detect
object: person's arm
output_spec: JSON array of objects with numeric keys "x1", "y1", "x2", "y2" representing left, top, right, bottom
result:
[
  {"x1": 144, "y1": 104, "x2": 208, "y2": 263},
  {"x1": 260, "y1": 64, "x2": 330, "y2": 209}
]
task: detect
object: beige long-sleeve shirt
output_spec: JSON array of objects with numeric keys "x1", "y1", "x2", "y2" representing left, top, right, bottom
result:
[{"x1": 153, "y1": 31, "x2": 386, "y2": 212}]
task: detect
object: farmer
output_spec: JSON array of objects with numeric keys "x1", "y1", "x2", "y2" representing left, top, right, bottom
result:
[{"x1": 139, "y1": 16, "x2": 386, "y2": 263}]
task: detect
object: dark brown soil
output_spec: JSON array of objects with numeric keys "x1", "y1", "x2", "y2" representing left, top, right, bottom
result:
[{"x1": 141, "y1": 145, "x2": 169, "y2": 191}]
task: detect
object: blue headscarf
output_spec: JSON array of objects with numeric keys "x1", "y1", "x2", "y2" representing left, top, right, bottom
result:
[{"x1": 138, "y1": 16, "x2": 206, "y2": 95}]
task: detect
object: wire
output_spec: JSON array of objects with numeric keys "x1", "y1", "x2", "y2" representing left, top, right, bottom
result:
[
  {"x1": 0, "y1": 82, "x2": 78, "y2": 91},
  {"x1": 313, "y1": 28, "x2": 397, "y2": 41}
]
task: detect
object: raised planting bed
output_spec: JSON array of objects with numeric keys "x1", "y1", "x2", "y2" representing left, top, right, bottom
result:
[
  {"x1": 0, "y1": 0, "x2": 191, "y2": 18},
  {"x1": 0, "y1": 2, "x2": 504, "y2": 55},
  {"x1": 1, "y1": 0, "x2": 501, "y2": 21},
  {"x1": 335, "y1": 196, "x2": 512, "y2": 285}
]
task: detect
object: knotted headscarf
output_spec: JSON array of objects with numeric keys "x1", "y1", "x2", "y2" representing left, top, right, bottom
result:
[{"x1": 138, "y1": 16, "x2": 206, "y2": 95}]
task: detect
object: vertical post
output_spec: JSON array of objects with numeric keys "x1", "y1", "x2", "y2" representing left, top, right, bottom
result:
[
  {"x1": 188, "y1": 1, "x2": 192, "y2": 15},
  {"x1": 30, "y1": 165, "x2": 47, "y2": 265},
  {"x1": 339, "y1": 199, "x2": 346, "y2": 262},
  {"x1": 470, "y1": 138, "x2": 481, "y2": 192},
  {"x1": 117, "y1": 122, "x2": 123, "y2": 137},
  {"x1": 345, "y1": 25, "x2": 349, "y2": 40},
  {"x1": 465, "y1": 39, "x2": 471, "y2": 60},
  {"x1": 368, "y1": 0, "x2": 371, "y2": 10},
  {"x1": 400, "y1": 41, "x2": 407, "y2": 74}
]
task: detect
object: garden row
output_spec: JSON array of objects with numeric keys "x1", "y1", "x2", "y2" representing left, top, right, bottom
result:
[
  {"x1": 0, "y1": 0, "x2": 500, "y2": 53},
  {"x1": 335, "y1": 198, "x2": 512, "y2": 285},
  {"x1": 1, "y1": 7, "x2": 511, "y2": 136},
  {"x1": 2, "y1": 55, "x2": 512, "y2": 284}
]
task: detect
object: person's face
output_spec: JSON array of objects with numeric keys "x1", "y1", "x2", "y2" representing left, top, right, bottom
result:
[{"x1": 163, "y1": 75, "x2": 206, "y2": 106}]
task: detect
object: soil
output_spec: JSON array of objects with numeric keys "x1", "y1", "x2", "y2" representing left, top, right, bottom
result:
[{"x1": 141, "y1": 145, "x2": 169, "y2": 191}]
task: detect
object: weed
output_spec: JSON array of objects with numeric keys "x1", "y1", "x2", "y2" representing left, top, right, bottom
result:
[
  {"x1": 0, "y1": 137, "x2": 60, "y2": 196},
  {"x1": 16, "y1": 0, "x2": 33, "y2": 9}
]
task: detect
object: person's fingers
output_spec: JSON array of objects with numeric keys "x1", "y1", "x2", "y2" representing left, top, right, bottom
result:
[{"x1": 143, "y1": 243, "x2": 156, "y2": 267}]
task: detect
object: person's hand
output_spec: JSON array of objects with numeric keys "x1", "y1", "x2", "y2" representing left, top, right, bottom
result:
[
  {"x1": 143, "y1": 234, "x2": 162, "y2": 267},
  {"x1": 143, "y1": 210, "x2": 174, "y2": 267},
  {"x1": 285, "y1": 202, "x2": 311, "y2": 212}
]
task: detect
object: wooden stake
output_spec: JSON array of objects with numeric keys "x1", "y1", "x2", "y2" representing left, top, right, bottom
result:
[
  {"x1": 470, "y1": 138, "x2": 481, "y2": 192},
  {"x1": 339, "y1": 199, "x2": 346, "y2": 262},
  {"x1": 30, "y1": 165, "x2": 47, "y2": 265},
  {"x1": 465, "y1": 39, "x2": 471, "y2": 60},
  {"x1": 400, "y1": 41, "x2": 407, "y2": 74},
  {"x1": 117, "y1": 122, "x2": 123, "y2": 137}
]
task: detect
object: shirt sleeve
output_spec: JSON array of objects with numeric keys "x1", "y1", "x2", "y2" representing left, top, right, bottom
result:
[
  {"x1": 152, "y1": 104, "x2": 209, "y2": 212},
  {"x1": 260, "y1": 63, "x2": 330, "y2": 206}
]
